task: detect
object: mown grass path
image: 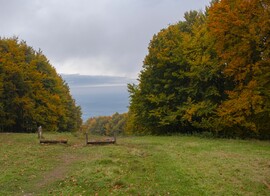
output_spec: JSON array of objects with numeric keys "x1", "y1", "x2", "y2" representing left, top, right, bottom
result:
[{"x1": 0, "y1": 133, "x2": 269, "y2": 195}]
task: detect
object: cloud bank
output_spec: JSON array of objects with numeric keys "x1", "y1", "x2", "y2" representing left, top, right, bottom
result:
[{"x1": 0, "y1": 0, "x2": 210, "y2": 77}]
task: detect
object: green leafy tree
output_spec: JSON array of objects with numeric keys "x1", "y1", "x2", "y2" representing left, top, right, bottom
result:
[
  {"x1": 105, "y1": 112, "x2": 127, "y2": 135},
  {"x1": 128, "y1": 12, "x2": 207, "y2": 134},
  {"x1": 128, "y1": 24, "x2": 184, "y2": 134},
  {"x1": 177, "y1": 10, "x2": 229, "y2": 133}
]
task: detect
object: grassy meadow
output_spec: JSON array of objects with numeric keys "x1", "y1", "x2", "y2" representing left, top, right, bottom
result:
[{"x1": 0, "y1": 133, "x2": 269, "y2": 195}]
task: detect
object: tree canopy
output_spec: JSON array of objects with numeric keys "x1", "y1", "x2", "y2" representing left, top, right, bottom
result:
[
  {"x1": 127, "y1": 0, "x2": 270, "y2": 139},
  {"x1": 0, "y1": 37, "x2": 82, "y2": 132},
  {"x1": 84, "y1": 113, "x2": 127, "y2": 136}
]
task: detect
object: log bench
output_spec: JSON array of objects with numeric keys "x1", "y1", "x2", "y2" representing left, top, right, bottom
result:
[
  {"x1": 38, "y1": 127, "x2": 68, "y2": 144},
  {"x1": 85, "y1": 133, "x2": 116, "y2": 145},
  {"x1": 40, "y1": 139, "x2": 68, "y2": 144}
]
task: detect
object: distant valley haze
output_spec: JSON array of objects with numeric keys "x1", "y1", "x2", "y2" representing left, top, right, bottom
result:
[{"x1": 62, "y1": 74, "x2": 137, "y2": 121}]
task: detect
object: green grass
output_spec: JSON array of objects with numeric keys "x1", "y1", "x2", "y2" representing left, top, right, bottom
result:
[{"x1": 0, "y1": 133, "x2": 269, "y2": 195}]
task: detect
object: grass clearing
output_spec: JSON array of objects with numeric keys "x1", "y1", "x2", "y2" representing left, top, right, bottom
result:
[{"x1": 0, "y1": 133, "x2": 269, "y2": 195}]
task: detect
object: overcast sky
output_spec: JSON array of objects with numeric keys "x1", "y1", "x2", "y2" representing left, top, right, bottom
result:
[{"x1": 1, "y1": 0, "x2": 210, "y2": 78}]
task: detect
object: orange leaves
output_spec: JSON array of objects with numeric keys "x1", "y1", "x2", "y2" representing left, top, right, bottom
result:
[
  {"x1": 208, "y1": 0, "x2": 268, "y2": 75},
  {"x1": 218, "y1": 80, "x2": 263, "y2": 131},
  {"x1": 183, "y1": 106, "x2": 197, "y2": 123},
  {"x1": 207, "y1": 0, "x2": 270, "y2": 134}
]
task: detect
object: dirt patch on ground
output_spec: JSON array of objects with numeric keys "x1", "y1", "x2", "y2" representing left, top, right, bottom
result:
[
  {"x1": 36, "y1": 153, "x2": 78, "y2": 189},
  {"x1": 24, "y1": 143, "x2": 84, "y2": 195}
]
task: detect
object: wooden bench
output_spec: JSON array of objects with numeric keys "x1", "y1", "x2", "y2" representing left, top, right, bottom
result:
[
  {"x1": 85, "y1": 133, "x2": 116, "y2": 145},
  {"x1": 40, "y1": 139, "x2": 68, "y2": 144},
  {"x1": 38, "y1": 127, "x2": 68, "y2": 144}
]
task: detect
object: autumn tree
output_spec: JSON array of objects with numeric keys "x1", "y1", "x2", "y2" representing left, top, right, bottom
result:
[
  {"x1": 208, "y1": 0, "x2": 270, "y2": 138},
  {"x1": 0, "y1": 37, "x2": 82, "y2": 132},
  {"x1": 106, "y1": 112, "x2": 127, "y2": 135},
  {"x1": 127, "y1": 0, "x2": 269, "y2": 139},
  {"x1": 128, "y1": 11, "x2": 219, "y2": 134},
  {"x1": 178, "y1": 11, "x2": 227, "y2": 132},
  {"x1": 84, "y1": 113, "x2": 127, "y2": 135}
]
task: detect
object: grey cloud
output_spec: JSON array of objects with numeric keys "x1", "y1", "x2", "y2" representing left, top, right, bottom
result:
[{"x1": 0, "y1": 0, "x2": 210, "y2": 77}]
